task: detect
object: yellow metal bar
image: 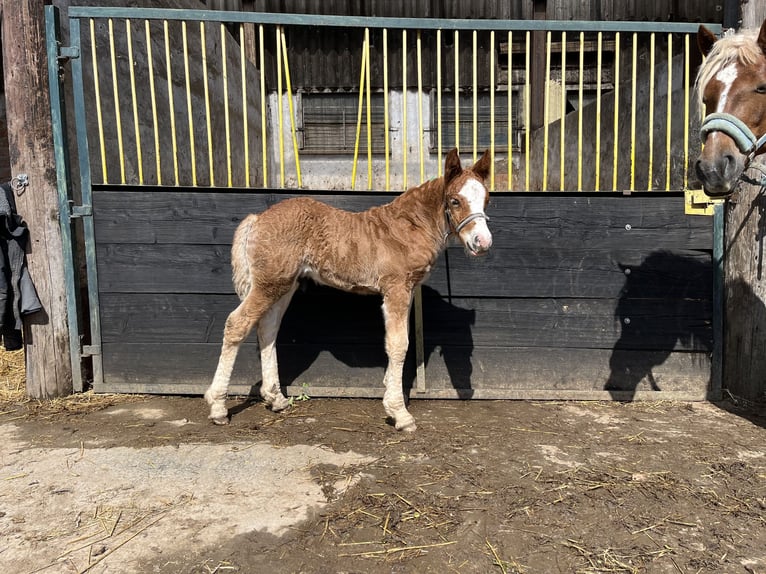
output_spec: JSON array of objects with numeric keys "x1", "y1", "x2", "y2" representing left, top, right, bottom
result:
[
  {"x1": 182, "y1": 21, "x2": 197, "y2": 186},
  {"x1": 630, "y1": 33, "x2": 637, "y2": 191},
  {"x1": 543, "y1": 31, "x2": 551, "y2": 191},
  {"x1": 164, "y1": 21, "x2": 179, "y2": 186},
  {"x1": 259, "y1": 24, "x2": 267, "y2": 187},
  {"x1": 145, "y1": 21, "x2": 161, "y2": 186},
  {"x1": 126, "y1": 20, "x2": 143, "y2": 184},
  {"x1": 417, "y1": 30, "x2": 424, "y2": 183},
  {"x1": 490, "y1": 30, "x2": 495, "y2": 191},
  {"x1": 647, "y1": 32, "x2": 655, "y2": 191},
  {"x1": 665, "y1": 33, "x2": 673, "y2": 191},
  {"x1": 280, "y1": 28, "x2": 302, "y2": 188},
  {"x1": 222, "y1": 26, "x2": 232, "y2": 187},
  {"x1": 595, "y1": 31, "x2": 602, "y2": 191},
  {"x1": 108, "y1": 19, "x2": 126, "y2": 184},
  {"x1": 383, "y1": 28, "x2": 390, "y2": 190},
  {"x1": 365, "y1": 28, "x2": 373, "y2": 189},
  {"x1": 276, "y1": 27, "x2": 284, "y2": 187},
  {"x1": 524, "y1": 31, "x2": 530, "y2": 190},
  {"x1": 240, "y1": 24, "x2": 249, "y2": 188},
  {"x1": 351, "y1": 33, "x2": 368, "y2": 190},
  {"x1": 578, "y1": 32, "x2": 584, "y2": 191},
  {"x1": 454, "y1": 30, "x2": 459, "y2": 153},
  {"x1": 684, "y1": 33, "x2": 690, "y2": 189},
  {"x1": 90, "y1": 19, "x2": 108, "y2": 183},
  {"x1": 559, "y1": 31, "x2": 566, "y2": 191},
  {"x1": 437, "y1": 29, "x2": 442, "y2": 177},
  {"x1": 612, "y1": 32, "x2": 621, "y2": 191},
  {"x1": 201, "y1": 22, "x2": 215, "y2": 186},
  {"x1": 402, "y1": 29, "x2": 407, "y2": 189},
  {"x1": 507, "y1": 31, "x2": 512, "y2": 191},
  {"x1": 472, "y1": 30, "x2": 477, "y2": 162}
]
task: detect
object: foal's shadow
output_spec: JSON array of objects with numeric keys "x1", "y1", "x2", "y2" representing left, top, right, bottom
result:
[
  {"x1": 605, "y1": 250, "x2": 713, "y2": 400},
  {"x1": 236, "y1": 282, "x2": 476, "y2": 408}
]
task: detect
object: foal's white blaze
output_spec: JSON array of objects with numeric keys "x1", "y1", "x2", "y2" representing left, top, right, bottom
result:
[{"x1": 458, "y1": 179, "x2": 492, "y2": 253}]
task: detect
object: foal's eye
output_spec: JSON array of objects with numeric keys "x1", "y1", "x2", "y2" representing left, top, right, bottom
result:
[
  {"x1": 756, "y1": 85, "x2": 766, "y2": 94},
  {"x1": 450, "y1": 198, "x2": 460, "y2": 207}
]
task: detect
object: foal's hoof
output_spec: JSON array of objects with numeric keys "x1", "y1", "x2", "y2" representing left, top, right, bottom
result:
[
  {"x1": 396, "y1": 420, "x2": 418, "y2": 433},
  {"x1": 209, "y1": 415, "x2": 230, "y2": 426},
  {"x1": 269, "y1": 395, "x2": 290, "y2": 412}
]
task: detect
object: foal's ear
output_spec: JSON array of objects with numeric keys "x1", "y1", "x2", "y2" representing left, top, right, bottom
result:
[
  {"x1": 758, "y1": 19, "x2": 766, "y2": 56},
  {"x1": 472, "y1": 149, "x2": 492, "y2": 181},
  {"x1": 444, "y1": 148, "x2": 462, "y2": 185},
  {"x1": 697, "y1": 25, "x2": 718, "y2": 57}
]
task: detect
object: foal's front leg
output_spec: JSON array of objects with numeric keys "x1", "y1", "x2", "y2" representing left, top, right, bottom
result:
[{"x1": 382, "y1": 289, "x2": 417, "y2": 432}]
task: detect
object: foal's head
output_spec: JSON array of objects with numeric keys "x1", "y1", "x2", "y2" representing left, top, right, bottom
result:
[
  {"x1": 443, "y1": 148, "x2": 493, "y2": 256},
  {"x1": 695, "y1": 21, "x2": 766, "y2": 197}
]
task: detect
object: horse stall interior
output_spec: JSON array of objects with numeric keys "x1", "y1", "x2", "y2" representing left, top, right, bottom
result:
[{"x1": 47, "y1": 5, "x2": 723, "y2": 401}]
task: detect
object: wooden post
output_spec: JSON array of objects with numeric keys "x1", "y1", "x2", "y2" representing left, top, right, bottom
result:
[
  {"x1": 721, "y1": 3, "x2": 766, "y2": 403},
  {"x1": 1, "y1": 0, "x2": 74, "y2": 397}
]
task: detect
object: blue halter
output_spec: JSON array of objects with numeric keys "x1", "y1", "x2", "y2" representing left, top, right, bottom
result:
[{"x1": 699, "y1": 112, "x2": 766, "y2": 162}]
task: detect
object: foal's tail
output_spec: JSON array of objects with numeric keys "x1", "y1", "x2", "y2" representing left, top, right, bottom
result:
[{"x1": 231, "y1": 214, "x2": 258, "y2": 300}]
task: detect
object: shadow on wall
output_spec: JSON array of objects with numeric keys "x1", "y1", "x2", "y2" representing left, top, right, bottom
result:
[{"x1": 605, "y1": 250, "x2": 713, "y2": 400}]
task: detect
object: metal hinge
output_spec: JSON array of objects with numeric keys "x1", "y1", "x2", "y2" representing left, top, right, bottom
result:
[
  {"x1": 58, "y1": 45, "x2": 80, "y2": 62},
  {"x1": 69, "y1": 202, "x2": 92, "y2": 218},
  {"x1": 82, "y1": 344, "x2": 101, "y2": 357},
  {"x1": 684, "y1": 189, "x2": 723, "y2": 216}
]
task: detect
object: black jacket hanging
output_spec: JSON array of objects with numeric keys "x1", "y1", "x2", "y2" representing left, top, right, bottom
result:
[{"x1": 0, "y1": 182, "x2": 42, "y2": 350}]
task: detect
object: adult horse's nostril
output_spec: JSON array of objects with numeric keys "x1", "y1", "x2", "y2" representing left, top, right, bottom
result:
[{"x1": 721, "y1": 153, "x2": 738, "y2": 179}]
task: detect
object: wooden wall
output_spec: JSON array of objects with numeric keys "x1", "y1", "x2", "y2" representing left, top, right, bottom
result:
[{"x1": 92, "y1": 189, "x2": 714, "y2": 400}]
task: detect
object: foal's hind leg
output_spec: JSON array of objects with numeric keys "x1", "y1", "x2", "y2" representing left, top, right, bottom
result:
[
  {"x1": 382, "y1": 288, "x2": 417, "y2": 432},
  {"x1": 257, "y1": 283, "x2": 298, "y2": 412},
  {"x1": 205, "y1": 294, "x2": 273, "y2": 424}
]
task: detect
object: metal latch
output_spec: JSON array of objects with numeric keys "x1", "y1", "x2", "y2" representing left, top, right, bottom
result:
[
  {"x1": 684, "y1": 189, "x2": 723, "y2": 216},
  {"x1": 69, "y1": 202, "x2": 92, "y2": 218}
]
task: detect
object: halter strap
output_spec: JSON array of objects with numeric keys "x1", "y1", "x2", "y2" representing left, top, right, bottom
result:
[
  {"x1": 700, "y1": 112, "x2": 766, "y2": 161},
  {"x1": 444, "y1": 209, "x2": 489, "y2": 240}
]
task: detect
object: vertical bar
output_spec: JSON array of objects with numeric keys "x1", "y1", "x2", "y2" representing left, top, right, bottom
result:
[
  {"x1": 595, "y1": 31, "x2": 602, "y2": 191},
  {"x1": 365, "y1": 28, "x2": 372, "y2": 189},
  {"x1": 578, "y1": 32, "x2": 584, "y2": 191},
  {"x1": 276, "y1": 26, "x2": 284, "y2": 187},
  {"x1": 145, "y1": 20, "x2": 161, "y2": 186},
  {"x1": 711, "y1": 202, "x2": 724, "y2": 401},
  {"x1": 508, "y1": 31, "x2": 512, "y2": 191},
  {"x1": 280, "y1": 28, "x2": 302, "y2": 188},
  {"x1": 437, "y1": 29, "x2": 442, "y2": 177},
  {"x1": 472, "y1": 30, "x2": 478, "y2": 162},
  {"x1": 89, "y1": 19, "x2": 108, "y2": 184},
  {"x1": 630, "y1": 33, "x2": 638, "y2": 192},
  {"x1": 402, "y1": 29, "x2": 407, "y2": 189},
  {"x1": 525, "y1": 31, "x2": 530, "y2": 190},
  {"x1": 542, "y1": 31, "x2": 551, "y2": 190},
  {"x1": 164, "y1": 21, "x2": 179, "y2": 186},
  {"x1": 126, "y1": 20, "x2": 143, "y2": 184},
  {"x1": 383, "y1": 28, "x2": 390, "y2": 190},
  {"x1": 454, "y1": 30, "x2": 459, "y2": 152},
  {"x1": 222, "y1": 25, "x2": 232, "y2": 187},
  {"x1": 417, "y1": 30, "x2": 424, "y2": 183},
  {"x1": 108, "y1": 19, "x2": 126, "y2": 184},
  {"x1": 490, "y1": 30, "x2": 495, "y2": 191},
  {"x1": 559, "y1": 31, "x2": 566, "y2": 191},
  {"x1": 647, "y1": 32, "x2": 655, "y2": 190},
  {"x1": 201, "y1": 22, "x2": 215, "y2": 186},
  {"x1": 612, "y1": 32, "x2": 621, "y2": 191},
  {"x1": 351, "y1": 33, "x2": 367, "y2": 190},
  {"x1": 259, "y1": 24, "x2": 267, "y2": 187},
  {"x1": 182, "y1": 21, "x2": 197, "y2": 186},
  {"x1": 46, "y1": 6, "x2": 83, "y2": 391},
  {"x1": 240, "y1": 24, "x2": 249, "y2": 187},
  {"x1": 665, "y1": 33, "x2": 673, "y2": 191},
  {"x1": 684, "y1": 33, "x2": 690, "y2": 190},
  {"x1": 69, "y1": 17, "x2": 103, "y2": 387}
]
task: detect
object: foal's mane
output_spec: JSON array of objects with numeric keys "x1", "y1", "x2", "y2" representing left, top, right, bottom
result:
[{"x1": 695, "y1": 28, "x2": 763, "y2": 115}]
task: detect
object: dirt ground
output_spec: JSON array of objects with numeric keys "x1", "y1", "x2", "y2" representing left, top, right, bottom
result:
[{"x1": 1, "y1": 388, "x2": 765, "y2": 574}]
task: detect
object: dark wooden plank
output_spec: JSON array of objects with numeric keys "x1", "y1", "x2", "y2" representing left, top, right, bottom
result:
[{"x1": 97, "y1": 342, "x2": 710, "y2": 398}]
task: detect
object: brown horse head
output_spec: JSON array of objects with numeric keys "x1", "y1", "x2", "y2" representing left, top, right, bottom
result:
[
  {"x1": 695, "y1": 20, "x2": 766, "y2": 197},
  {"x1": 443, "y1": 148, "x2": 492, "y2": 256}
]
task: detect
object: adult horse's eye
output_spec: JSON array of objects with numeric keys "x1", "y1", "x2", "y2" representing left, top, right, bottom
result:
[{"x1": 450, "y1": 198, "x2": 460, "y2": 207}]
